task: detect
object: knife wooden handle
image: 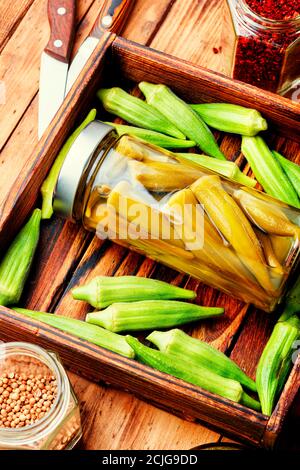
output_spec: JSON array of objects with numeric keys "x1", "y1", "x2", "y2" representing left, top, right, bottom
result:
[
  {"x1": 91, "y1": 0, "x2": 134, "y2": 38},
  {"x1": 45, "y1": 0, "x2": 76, "y2": 62}
]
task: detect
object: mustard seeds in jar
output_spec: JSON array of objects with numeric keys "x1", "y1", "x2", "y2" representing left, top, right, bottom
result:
[{"x1": 0, "y1": 342, "x2": 82, "y2": 450}]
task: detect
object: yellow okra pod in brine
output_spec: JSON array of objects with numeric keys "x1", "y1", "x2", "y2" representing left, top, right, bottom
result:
[{"x1": 191, "y1": 175, "x2": 273, "y2": 293}]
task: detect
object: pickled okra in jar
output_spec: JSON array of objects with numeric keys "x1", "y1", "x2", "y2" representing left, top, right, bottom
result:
[{"x1": 53, "y1": 122, "x2": 300, "y2": 312}]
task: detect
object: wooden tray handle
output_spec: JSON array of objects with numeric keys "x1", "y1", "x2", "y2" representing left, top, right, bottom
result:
[
  {"x1": 45, "y1": 0, "x2": 76, "y2": 62},
  {"x1": 91, "y1": 0, "x2": 134, "y2": 38}
]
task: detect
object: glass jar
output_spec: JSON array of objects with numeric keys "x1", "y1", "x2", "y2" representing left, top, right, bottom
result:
[
  {"x1": 0, "y1": 342, "x2": 82, "y2": 450},
  {"x1": 53, "y1": 121, "x2": 300, "y2": 312},
  {"x1": 223, "y1": 0, "x2": 300, "y2": 94}
]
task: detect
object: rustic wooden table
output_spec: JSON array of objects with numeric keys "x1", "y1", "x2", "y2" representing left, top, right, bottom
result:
[{"x1": 0, "y1": 0, "x2": 299, "y2": 450}]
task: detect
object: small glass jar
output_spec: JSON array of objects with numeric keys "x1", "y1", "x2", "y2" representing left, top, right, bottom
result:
[
  {"x1": 53, "y1": 121, "x2": 300, "y2": 312},
  {"x1": 223, "y1": 0, "x2": 300, "y2": 94},
  {"x1": 0, "y1": 342, "x2": 82, "y2": 450}
]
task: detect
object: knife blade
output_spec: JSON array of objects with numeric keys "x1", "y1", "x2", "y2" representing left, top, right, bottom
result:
[
  {"x1": 38, "y1": 0, "x2": 76, "y2": 139},
  {"x1": 65, "y1": 0, "x2": 134, "y2": 96}
]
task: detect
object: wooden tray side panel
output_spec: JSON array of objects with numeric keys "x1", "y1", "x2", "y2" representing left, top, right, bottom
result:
[
  {"x1": 111, "y1": 37, "x2": 300, "y2": 142},
  {"x1": 0, "y1": 308, "x2": 268, "y2": 446}
]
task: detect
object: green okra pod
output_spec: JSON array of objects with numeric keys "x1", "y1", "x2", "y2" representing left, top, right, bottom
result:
[
  {"x1": 41, "y1": 109, "x2": 97, "y2": 219},
  {"x1": 191, "y1": 103, "x2": 268, "y2": 136},
  {"x1": 147, "y1": 329, "x2": 257, "y2": 392},
  {"x1": 97, "y1": 88, "x2": 185, "y2": 139},
  {"x1": 126, "y1": 336, "x2": 261, "y2": 411},
  {"x1": 256, "y1": 314, "x2": 300, "y2": 416},
  {"x1": 14, "y1": 308, "x2": 134, "y2": 359},
  {"x1": 105, "y1": 123, "x2": 196, "y2": 149},
  {"x1": 241, "y1": 136, "x2": 300, "y2": 208},
  {"x1": 279, "y1": 275, "x2": 300, "y2": 322},
  {"x1": 177, "y1": 153, "x2": 256, "y2": 187},
  {"x1": 72, "y1": 276, "x2": 196, "y2": 309},
  {"x1": 86, "y1": 300, "x2": 223, "y2": 332},
  {"x1": 273, "y1": 150, "x2": 300, "y2": 199},
  {"x1": 0, "y1": 209, "x2": 41, "y2": 306},
  {"x1": 139, "y1": 82, "x2": 226, "y2": 160}
]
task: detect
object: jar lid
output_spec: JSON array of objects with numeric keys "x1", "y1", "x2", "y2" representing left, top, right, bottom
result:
[{"x1": 53, "y1": 121, "x2": 114, "y2": 219}]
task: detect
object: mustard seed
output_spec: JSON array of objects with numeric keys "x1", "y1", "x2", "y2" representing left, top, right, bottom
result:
[{"x1": 0, "y1": 371, "x2": 57, "y2": 429}]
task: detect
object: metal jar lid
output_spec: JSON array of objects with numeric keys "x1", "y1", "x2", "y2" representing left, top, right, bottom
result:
[{"x1": 53, "y1": 120, "x2": 114, "y2": 220}]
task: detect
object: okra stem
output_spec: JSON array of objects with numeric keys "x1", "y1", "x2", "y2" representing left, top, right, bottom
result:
[
  {"x1": 105, "y1": 123, "x2": 196, "y2": 149},
  {"x1": 13, "y1": 308, "x2": 135, "y2": 359},
  {"x1": 126, "y1": 336, "x2": 261, "y2": 410},
  {"x1": 0, "y1": 209, "x2": 41, "y2": 306},
  {"x1": 41, "y1": 109, "x2": 97, "y2": 219},
  {"x1": 72, "y1": 276, "x2": 196, "y2": 309},
  {"x1": 191, "y1": 103, "x2": 268, "y2": 136},
  {"x1": 139, "y1": 82, "x2": 226, "y2": 160},
  {"x1": 147, "y1": 329, "x2": 257, "y2": 392},
  {"x1": 241, "y1": 136, "x2": 300, "y2": 208},
  {"x1": 97, "y1": 88, "x2": 185, "y2": 139},
  {"x1": 86, "y1": 300, "x2": 223, "y2": 332},
  {"x1": 177, "y1": 153, "x2": 256, "y2": 187}
]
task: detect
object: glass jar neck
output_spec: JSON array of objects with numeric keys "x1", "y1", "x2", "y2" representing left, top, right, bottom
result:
[
  {"x1": 73, "y1": 130, "x2": 118, "y2": 223},
  {"x1": 0, "y1": 343, "x2": 70, "y2": 447},
  {"x1": 234, "y1": 0, "x2": 300, "y2": 34}
]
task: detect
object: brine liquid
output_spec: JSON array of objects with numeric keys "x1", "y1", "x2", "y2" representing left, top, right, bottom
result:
[{"x1": 83, "y1": 135, "x2": 300, "y2": 312}]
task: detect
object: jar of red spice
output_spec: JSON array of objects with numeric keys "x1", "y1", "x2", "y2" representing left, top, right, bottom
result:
[{"x1": 223, "y1": 0, "x2": 300, "y2": 94}]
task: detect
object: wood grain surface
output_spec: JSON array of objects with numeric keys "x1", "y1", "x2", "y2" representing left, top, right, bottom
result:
[{"x1": 0, "y1": 0, "x2": 299, "y2": 450}]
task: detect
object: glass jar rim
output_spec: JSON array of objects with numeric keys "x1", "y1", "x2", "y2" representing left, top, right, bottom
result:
[
  {"x1": 0, "y1": 342, "x2": 70, "y2": 446},
  {"x1": 236, "y1": 0, "x2": 300, "y2": 31}
]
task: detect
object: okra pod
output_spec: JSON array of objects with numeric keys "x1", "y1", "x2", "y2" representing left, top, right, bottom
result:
[
  {"x1": 14, "y1": 308, "x2": 135, "y2": 359},
  {"x1": 273, "y1": 150, "x2": 300, "y2": 199},
  {"x1": 105, "y1": 123, "x2": 196, "y2": 149},
  {"x1": 191, "y1": 175, "x2": 273, "y2": 293},
  {"x1": 241, "y1": 136, "x2": 300, "y2": 208},
  {"x1": 165, "y1": 188, "x2": 265, "y2": 295},
  {"x1": 191, "y1": 103, "x2": 267, "y2": 136},
  {"x1": 279, "y1": 275, "x2": 300, "y2": 322},
  {"x1": 0, "y1": 209, "x2": 41, "y2": 306},
  {"x1": 139, "y1": 82, "x2": 226, "y2": 160},
  {"x1": 97, "y1": 88, "x2": 185, "y2": 139},
  {"x1": 147, "y1": 329, "x2": 257, "y2": 392},
  {"x1": 86, "y1": 300, "x2": 223, "y2": 332},
  {"x1": 256, "y1": 314, "x2": 300, "y2": 415},
  {"x1": 234, "y1": 189, "x2": 300, "y2": 237},
  {"x1": 106, "y1": 180, "x2": 193, "y2": 256},
  {"x1": 126, "y1": 336, "x2": 261, "y2": 410},
  {"x1": 177, "y1": 153, "x2": 256, "y2": 187},
  {"x1": 129, "y1": 159, "x2": 202, "y2": 192},
  {"x1": 41, "y1": 109, "x2": 97, "y2": 219},
  {"x1": 72, "y1": 276, "x2": 196, "y2": 309}
]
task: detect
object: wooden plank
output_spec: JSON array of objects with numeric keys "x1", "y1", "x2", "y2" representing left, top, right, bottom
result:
[
  {"x1": 0, "y1": 0, "x2": 35, "y2": 51},
  {"x1": 0, "y1": 0, "x2": 95, "y2": 152},
  {"x1": 151, "y1": 0, "x2": 223, "y2": 73},
  {"x1": 69, "y1": 371, "x2": 219, "y2": 450}
]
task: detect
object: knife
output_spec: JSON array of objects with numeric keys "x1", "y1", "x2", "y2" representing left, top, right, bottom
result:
[
  {"x1": 38, "y1": 0, "x2": 76, "y2": 139},
  {"x1": 65, "y1": 0, "x2": 134, "y2": 96}
]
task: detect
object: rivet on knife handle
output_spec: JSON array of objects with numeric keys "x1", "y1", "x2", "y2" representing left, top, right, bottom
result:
[
  {"x1": 45, "y1": 0, "x2": 76, "y2": 62},
  {"x1": 91, "y1": 0, "x2": 134, "y2": 38}
]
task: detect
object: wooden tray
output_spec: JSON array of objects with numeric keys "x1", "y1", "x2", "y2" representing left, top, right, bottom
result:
[{"x1": 0, "y1": 32, "x2": 299, "y2": 448}]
